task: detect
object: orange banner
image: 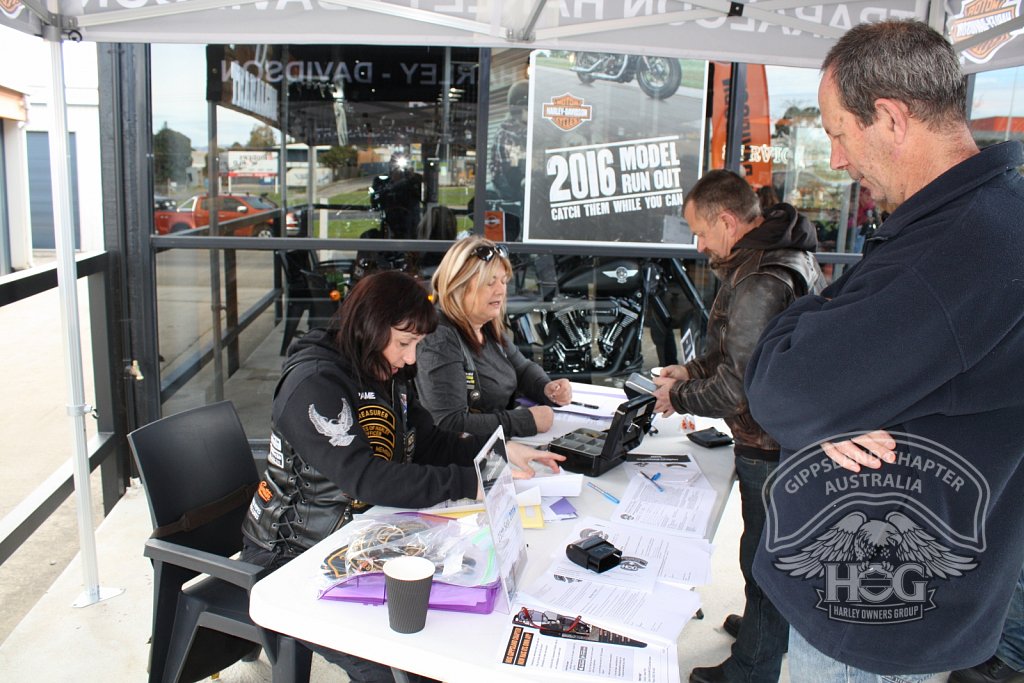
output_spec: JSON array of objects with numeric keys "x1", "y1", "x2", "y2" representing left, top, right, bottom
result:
[{"x1": 710, "y1": 62, "x2": 772, "y2": 189}]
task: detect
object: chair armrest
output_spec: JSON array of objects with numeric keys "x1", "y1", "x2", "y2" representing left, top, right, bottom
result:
[{"x1": 144, "y1": 538, "x2": 267, "y2": 591}]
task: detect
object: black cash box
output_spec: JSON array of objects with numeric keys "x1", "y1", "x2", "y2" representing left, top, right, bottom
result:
[{"x1": 548, "y1": 394, "x2": 656, "y2": 476}]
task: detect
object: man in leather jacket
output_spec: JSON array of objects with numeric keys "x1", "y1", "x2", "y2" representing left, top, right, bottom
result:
[{"x1": 653, "y1": 169, "x2": 824, "y2": 683}]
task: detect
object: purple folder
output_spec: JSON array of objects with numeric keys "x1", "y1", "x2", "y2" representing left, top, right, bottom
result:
[{"x1": 319, "y1": 573, "x2": 502, "y2": 614}]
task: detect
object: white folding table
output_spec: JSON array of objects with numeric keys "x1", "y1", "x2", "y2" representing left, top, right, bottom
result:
[{"x1": 249, "y1": 414, "x2": 736, "y2": 682}]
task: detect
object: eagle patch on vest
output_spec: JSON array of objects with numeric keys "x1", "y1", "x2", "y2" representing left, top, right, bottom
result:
[{"x1": 309, "y1": 399, "x2": 356, "y2": 447}]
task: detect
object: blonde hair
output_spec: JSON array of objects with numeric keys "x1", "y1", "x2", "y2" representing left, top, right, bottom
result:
[{"x1": 431, "y1": 236, "x2": 512, "y2": 353}]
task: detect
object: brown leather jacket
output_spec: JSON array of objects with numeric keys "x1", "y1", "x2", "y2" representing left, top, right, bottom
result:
[{"x1": 669, "y1": 203, "x2": 825, "y2": 451}]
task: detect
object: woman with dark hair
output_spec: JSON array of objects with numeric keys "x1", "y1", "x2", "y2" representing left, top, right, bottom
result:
[
  {"x1": 416, "y1": 236, "x2": 572, "y2": 438},
  {"x1": 242, "y1": 270, "x2": 561, "y2": 683}
]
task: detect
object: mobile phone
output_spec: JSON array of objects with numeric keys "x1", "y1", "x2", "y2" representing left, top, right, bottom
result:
[{"x1": 625, "y1": 372, "x2": 658, "y2": 396}]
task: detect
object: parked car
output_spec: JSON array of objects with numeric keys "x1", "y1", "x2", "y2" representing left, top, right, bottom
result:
[
  {"x1": 154, "y1": 193, "x2": 298, "y2": 236},
  {"x1": 153, "y1": 195, "x2": 177, "y2": 212}
]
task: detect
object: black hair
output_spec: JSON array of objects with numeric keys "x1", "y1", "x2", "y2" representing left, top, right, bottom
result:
[{"x1": 330, "y1": 271, "x2": 437, "y2": 382}]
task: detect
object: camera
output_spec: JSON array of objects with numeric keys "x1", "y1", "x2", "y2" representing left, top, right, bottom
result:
[{"x1": 566, "y1": 535, "x2": 622, "y2": 573}]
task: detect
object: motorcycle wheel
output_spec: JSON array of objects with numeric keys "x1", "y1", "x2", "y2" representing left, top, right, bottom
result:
[{"x1": 636, "y1": 57, "x2": 682, "y2": 100}]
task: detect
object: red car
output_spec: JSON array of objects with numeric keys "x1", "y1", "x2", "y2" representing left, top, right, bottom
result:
[{"x1": 154, "y1": 194, "x2": 298, "y2": 236}]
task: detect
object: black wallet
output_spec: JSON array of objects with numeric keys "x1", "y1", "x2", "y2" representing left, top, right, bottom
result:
[{"x1": 686, "y1": 427, "x2": 733, "y2": 448}]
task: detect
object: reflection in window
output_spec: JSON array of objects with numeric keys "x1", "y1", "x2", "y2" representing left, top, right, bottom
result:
[
  {"x1": 151, "y1": 44, "x2": 479, "y2": 243},
  {"x1": 971, "y1": 65, "x2": 1024, "y2": 156},
  {"x1": 763, "y1": 65, "x2": 856, "y2": 262}
]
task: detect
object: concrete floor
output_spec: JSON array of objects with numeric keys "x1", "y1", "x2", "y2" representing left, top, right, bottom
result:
[{"x1": 0, "y1": 263, "x2": 948, "y2": 682}]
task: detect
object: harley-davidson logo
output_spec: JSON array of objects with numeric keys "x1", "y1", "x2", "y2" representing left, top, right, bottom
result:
[
  {"x1": 949, "y1": 0, "x2": 1023, "y2": 64},
  {"x1": 0, "y1": 0, "x2": 22, "y2": 13},
  {"x1": 542, "y1": 94, "x2": 593, "y2": 132}
]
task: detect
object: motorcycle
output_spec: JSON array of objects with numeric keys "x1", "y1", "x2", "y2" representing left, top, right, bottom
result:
[
  {"x1": 569, "y1": 52, "x2": 682, "y2": 100},
  {"x1": 507, "y1": 256, "x2": 709, "y2": 382}
]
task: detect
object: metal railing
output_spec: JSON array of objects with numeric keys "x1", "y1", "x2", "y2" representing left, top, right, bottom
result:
[{"x1": 0, "y1": 251, "x2": 130, "y2": 566}]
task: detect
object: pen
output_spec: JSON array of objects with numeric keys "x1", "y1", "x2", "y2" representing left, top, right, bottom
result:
[
  {"x1": 639, "y1": 470, "x2": 664, "y2": 493},
  {"x1": 586, "y1": 481, "x2": 621, "y2": 504},
  {"x1": 651, "y1": 472, "x2": 662, "y2": 482},
  {"x1": 571, "y1": 401, "x2": 600, "y2": 410}
]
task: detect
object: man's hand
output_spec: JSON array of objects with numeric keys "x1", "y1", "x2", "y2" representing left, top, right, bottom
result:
[
  {"x1": 659, "y1": 365, "x2": 690, "y2": 381},
  {"x1": 652, "y1": 376, "x2": 677, "y2": 416},
  {"x1": 822, "y1": 430, "x2": 897, "y2": 473},
  {"x1": 506, "y1": 442, "x2": 565, "y2": 479},
  {"x1": 544, "y1": 378, "x2": 572, "y2": 405}
]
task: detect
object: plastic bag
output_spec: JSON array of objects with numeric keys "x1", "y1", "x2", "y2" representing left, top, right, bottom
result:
[{"x1": 316, "y1": 511, "x2": 502, "y2": 613}]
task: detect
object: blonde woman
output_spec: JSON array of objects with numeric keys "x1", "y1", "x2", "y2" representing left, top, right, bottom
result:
[{"x1": 416, "y1": 237, "x2": 572, "y2": 438}]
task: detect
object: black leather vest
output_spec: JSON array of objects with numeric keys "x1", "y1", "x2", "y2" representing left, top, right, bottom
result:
[{"x1": 242, "y1": 376, "x2": 415, "y2": 555}]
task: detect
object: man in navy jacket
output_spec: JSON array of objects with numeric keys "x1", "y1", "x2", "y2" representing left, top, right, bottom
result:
[{"x1": 744, "y1": 19, "x2": 1024, "y2": 680}]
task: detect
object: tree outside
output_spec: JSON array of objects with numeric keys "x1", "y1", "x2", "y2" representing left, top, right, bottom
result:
[{"x1": 153, "y1": 122, "x2": 192, "y2": 194}]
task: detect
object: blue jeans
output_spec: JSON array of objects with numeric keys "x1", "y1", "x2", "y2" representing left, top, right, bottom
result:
[
  {"x1": 788, "y1": 628, "x2": 935, "y2": 683},
  {"x1": 996, "y1": 566, "x2": 1024, "y2": 671},
  {"x1": 721, "y1": 455, "x2": 789, "y2": 683}
]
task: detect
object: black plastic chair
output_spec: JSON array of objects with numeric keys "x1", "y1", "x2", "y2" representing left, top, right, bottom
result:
[
  {"x1": 128, "y1": 401, "x2": 312, "y2": 683},
  {"x1": 277, "y1": 249, "x2": 342, "y2": 355}
]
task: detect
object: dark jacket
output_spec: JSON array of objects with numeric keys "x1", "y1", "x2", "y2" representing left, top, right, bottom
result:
[
  {"x1": 746, "y1": 142, "x2": 1024, "y2": 674},
  {"x1": 416, "y1": 313, "x2": 553, "y2": 438},
  {"x1": 669, "y1": 203, "x2": 824, "y2": 451},
  {"x1": 242, "y1": 329, "x2": 483, "y2": 557}
]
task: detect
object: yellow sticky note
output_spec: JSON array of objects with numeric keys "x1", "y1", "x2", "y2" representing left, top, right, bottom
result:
[{"x1": 518, "y1": 504, "x2": 545, "y2": 529}]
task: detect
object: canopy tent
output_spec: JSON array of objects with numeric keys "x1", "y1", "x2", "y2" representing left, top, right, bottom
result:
[
  {"x1": 3, "y1": 0, "x2": 1024, "y2": 74},
  {"x1": 4, "y1": 0, "x2": 1024, "y2": 610}
]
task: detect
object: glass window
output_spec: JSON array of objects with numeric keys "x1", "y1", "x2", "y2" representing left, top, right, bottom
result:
[
  {"x1": 150, "y1": 43, "x2": 481, "y2": 416},
  {"x1": 970, "y1": 65, "x2": 1024, "y2": 153},
  {"x1": 761, "y1": 65, "x2": 856, "y2": 270}
]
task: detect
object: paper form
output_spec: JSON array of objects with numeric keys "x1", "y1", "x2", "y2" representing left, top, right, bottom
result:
[{"x1": 612, "y1": 476, "x2": 716, "y2": 539}]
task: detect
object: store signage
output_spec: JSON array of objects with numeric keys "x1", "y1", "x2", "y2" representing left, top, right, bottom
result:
[
  {"x1": 949, "y1": 0, "x2": 1024, "y2": 65},
  {"x1": 523, "y1": 51, "x2": 706, "y2": 246},
  {"x1": 228, "y1": 61, "x2": 279, "y2": 123},
  {"x1": 709, "y1": 63, "x2": 773, "y2": 189},
  {"x1": 207, "y1": 45, "x2": 283, "y2": 131},
  {"x1": 541, "y1": 94, "x2": 593, "y2": 132}
]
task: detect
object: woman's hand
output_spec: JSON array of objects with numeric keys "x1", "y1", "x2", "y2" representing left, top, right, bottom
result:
[
  {"x1": 506, "y1": 442, "x2": 565, "y2": 479},
  {"x1": 528, "y1": 405, "x2": 555, "y2": 433},
  {"x1": 543, "y1": 378, "x2": 573, "y2": 406}
]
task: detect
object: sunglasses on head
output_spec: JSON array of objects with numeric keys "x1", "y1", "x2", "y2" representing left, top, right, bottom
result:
[{"x1": 472, "y1": 244, "x2": 509, "y2": 262}]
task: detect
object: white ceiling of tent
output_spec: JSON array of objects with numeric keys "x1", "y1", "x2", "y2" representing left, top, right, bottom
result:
[{"x1": 3, "y1": 0, "x2": 1024, "y2": 73}]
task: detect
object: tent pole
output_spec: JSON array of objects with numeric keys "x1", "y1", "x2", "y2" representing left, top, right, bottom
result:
[{"x1": 42, "y1": 25, "x2": 123, "y2": 608}]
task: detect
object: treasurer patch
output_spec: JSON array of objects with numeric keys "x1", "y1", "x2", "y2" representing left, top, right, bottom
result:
[{"x1": 358, "y1": 404, "x2": 396, "y2": 461}]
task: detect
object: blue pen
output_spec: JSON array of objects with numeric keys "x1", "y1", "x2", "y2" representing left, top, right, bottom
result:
[
  {"x1": 651, "y1": 472, "x2": 662, "y2": 482},
  {"x1": 639, "y1": 470, "x2": 665, "y2": 493},
  {"x1": 586, "y1": 481, "x2": 621, "y2": 504}
]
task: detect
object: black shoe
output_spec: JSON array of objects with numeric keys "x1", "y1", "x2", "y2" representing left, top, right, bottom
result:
[
  {"x1": 690, "y1": 662, "x2": 729, "y2": 683},
  {"x1": 950, "y1": 656, "x2": 1024, "y2": 683},
  {"x1": 723, "y1": 614, "x2": 742, "y2": 639}
]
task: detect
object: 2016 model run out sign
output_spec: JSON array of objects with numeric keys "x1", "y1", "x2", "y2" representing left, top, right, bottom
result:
[
  {"x1": 522, "y1": 51, "x2": 707, "y2": 246},
  {"x1": 545, "y1": 137, "x2": 684, "y2": 222}
]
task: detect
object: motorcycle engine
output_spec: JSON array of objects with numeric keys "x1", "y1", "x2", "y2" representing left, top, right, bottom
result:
[{"x1": 541, "y1": 294, "x2": 643, "y2": 376}]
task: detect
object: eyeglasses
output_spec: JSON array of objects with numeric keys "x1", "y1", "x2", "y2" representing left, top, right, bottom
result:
[
  {"x1": 472, "y1": 244, "x2": 509, "y2": 262},
  {"x1": 514, "y1": 607, "x2": 587, "y2": 634}
]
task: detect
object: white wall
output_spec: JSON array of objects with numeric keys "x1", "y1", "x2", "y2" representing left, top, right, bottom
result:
[
  {"x1": 0, "y1": 25, "x2": 102, "y2": 265},
  {"x1": 2, "y1": 118, "x2": 31, "y2": 269}
]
